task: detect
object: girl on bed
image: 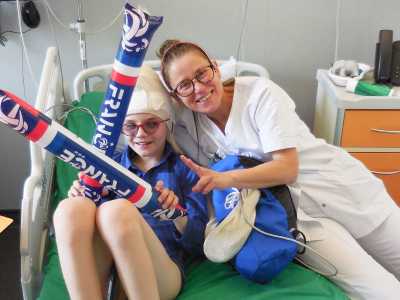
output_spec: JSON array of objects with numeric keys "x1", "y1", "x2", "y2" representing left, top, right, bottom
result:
[
  {"x1": 157, "y1": 39, "x2": 400, "y2": 300},
  {"x1": 53, "y1": 65, "x2": 208, "y2": 300}
]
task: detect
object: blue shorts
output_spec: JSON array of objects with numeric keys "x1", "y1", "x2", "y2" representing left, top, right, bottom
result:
[{"x1": 143, "y1": 214, "x2": 187, "y2": 285}]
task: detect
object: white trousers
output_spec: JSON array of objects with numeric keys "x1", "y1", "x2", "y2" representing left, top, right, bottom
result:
[{"x1": 298, "y1": 209, "x2": 400, "y2": 300}]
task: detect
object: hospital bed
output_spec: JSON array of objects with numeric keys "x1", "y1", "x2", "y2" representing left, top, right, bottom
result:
[{"x1": 20, "y1": 46, "x2": 349, "y2": 300}]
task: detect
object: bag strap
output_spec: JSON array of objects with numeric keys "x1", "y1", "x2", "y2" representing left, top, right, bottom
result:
[
  {"x1": 268, "y1": 185, "x2": 297, "y2": 231},
  {"x1": 237, "y1": 156, "x2": 298, "y2": 231}
]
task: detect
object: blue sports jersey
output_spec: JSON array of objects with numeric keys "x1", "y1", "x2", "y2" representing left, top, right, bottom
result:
[{"x1": 113, "y1": 143, "x2": 208, "y2": 272}]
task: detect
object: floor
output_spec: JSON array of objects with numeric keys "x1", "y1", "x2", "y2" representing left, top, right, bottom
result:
[{"x1": 0, "y1": 210, "x2": 22, "y2": 300}]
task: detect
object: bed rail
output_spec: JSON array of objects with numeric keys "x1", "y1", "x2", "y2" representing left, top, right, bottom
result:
[
  {"x1": 20, "y1": 46, "x2": 65, "y2": 300},
  {"x1": 73, "y1": 58, "x2": 269, "y2": 100}
]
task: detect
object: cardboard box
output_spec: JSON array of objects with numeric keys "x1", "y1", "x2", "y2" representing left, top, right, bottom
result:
[{"x1": 0, "y1": 215, "x2": 13, "y2": 233}]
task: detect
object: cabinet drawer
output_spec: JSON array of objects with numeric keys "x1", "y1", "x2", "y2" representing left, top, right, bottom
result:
[
  {"x1": 351, "y1": 152, "x2": 400, "y2": 206},
  {"x1": 341, "y1": 110, "x2": 400, "y2": 147}
]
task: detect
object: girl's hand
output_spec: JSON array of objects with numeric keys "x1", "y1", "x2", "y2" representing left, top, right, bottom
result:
[
  {"x1": 180, "y1": 155, "x2": 234, "y2": 194},
  {"x1": 68, "y1": 172, "x2": 109, "y2": 198},
  {"x1": 173, "y1": 216, "x2": 188, "y2": 234},
  {"x1": 68, "y1": 179, "x2": 84, "y2": 198},
  {"x1": 155, "y1": 180, "x2": 179, "y2": 210}
]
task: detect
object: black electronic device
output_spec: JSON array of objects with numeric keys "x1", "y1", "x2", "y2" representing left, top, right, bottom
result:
[
  {"x1": 374, "y1": 29, "x2": 400, "y2": 86},
  {"x1": 374, "y1": 30, "x2": 393, "y2": 83},
  {"x1": 22, "y1": 1, "x2": 40, "y2": 29},
  {"x1": 391, "y1": 41, "x2": 400, "y2": 86}
]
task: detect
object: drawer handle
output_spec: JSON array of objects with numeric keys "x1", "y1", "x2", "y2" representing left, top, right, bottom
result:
[
  {"x1": 370, "y1": 128, "x2": 400, "y2": 134},
  {"x1": 371, "y1": 170, "x2": 400, "y2": 175}
]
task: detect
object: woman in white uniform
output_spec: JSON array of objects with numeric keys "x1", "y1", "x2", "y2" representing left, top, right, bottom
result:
[{"x1": 157, "y1": 40, "x2": 400, "y2": 300}]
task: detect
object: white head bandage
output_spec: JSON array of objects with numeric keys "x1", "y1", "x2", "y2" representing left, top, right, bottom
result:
[
  {"x1": 126, "y1": 64, "x2": 173, "y2": 126},
  {"x1": 122, "y1": 64, "x2": 182, "y2": 153}
]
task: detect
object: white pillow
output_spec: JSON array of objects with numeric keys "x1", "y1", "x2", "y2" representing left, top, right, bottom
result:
[{"x1": 219, "y1": 56, "x2": 237, "y2": 82}]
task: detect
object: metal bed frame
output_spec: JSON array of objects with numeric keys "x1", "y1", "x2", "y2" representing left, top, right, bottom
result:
[{"x1": 20, "y1": 46, "x2": 268, "y2": 300}]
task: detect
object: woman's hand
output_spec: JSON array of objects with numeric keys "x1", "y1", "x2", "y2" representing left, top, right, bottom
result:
[
  {"x1": 182, "y1": 149, "x2": 298, "y2": 193},
  {"x1": 180, "y1": 155, "x2": 234, "y2": 194},
  {"x1": 154, "y1": 180, "x2": 179, "y2": 210}
]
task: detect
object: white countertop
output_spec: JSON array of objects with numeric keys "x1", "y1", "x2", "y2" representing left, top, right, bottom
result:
[{"x1": 316, "y1": 69, "x2": 400, "y2": 109}]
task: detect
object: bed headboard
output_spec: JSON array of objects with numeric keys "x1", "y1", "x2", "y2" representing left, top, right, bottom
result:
[{"x1": 73, "y1": 58, "x2": 269, "y2": 100}]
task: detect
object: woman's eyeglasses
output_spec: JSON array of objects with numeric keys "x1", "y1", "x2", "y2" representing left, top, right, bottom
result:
[
  {"x1": 122, "y1": 119, "x2": 169, "y2": 136},
  {"x1": 173, "y1": 65, "x2": 215, "y2": 97}
]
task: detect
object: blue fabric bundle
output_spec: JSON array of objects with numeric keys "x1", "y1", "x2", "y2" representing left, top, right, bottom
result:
[{"x1": 210, "y1": 155, "x2": 297, "y2": 283}]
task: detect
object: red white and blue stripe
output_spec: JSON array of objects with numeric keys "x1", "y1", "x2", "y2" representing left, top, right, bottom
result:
[
  {"x1": 0, "y1": 90, "x2": 184, "y2": 219},
  {"x1": 85, "y1": 3, "x2": 163, "y2": 203}
]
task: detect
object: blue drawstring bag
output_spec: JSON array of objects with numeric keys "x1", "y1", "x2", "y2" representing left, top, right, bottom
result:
[{"x1": 210, "y1": 155, "x2": 297, "y2": 284}]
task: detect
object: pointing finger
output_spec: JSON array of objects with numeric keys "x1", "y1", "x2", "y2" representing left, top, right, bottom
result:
[{"x1": 180, "y1": 155, "x2": 204, "y2": 175}]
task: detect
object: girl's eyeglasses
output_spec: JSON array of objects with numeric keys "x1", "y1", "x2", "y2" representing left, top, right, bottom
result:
[
  {"x1": 122, "y1": 119, "x2": 169, "y2": 136},
  {"x1": 173, "y1": 65, "x2": 215, "y2": 97}
]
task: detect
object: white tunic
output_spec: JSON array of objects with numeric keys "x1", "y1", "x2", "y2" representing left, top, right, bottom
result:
[{"x1": 173, "y1": 76, "x2": 397, "y2": 239}]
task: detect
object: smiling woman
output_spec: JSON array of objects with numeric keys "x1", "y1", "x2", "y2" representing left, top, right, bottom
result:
[{"x1": 158, "y1": 39, "x2": 400, "y2": 300}]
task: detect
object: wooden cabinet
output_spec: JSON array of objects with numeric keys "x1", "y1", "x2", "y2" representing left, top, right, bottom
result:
[
  {"x1": 351, "y1": 152, "x2": 400, "y2": 204},
  {"x1": 313, "y1": 70, "x2": 400, "y2": 206},
  {"x1": 341, "y1": 110, "x2": 400, "y2": 147}
]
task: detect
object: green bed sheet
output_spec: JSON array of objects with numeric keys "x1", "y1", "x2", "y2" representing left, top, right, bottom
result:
[{"x1": 38, "y1": 92, "x2": 349, "y2": 300}]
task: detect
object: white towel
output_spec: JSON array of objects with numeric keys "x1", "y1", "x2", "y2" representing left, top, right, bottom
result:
[{"x1": 203, "y1": 189, "x2": 260, "y2": 263}]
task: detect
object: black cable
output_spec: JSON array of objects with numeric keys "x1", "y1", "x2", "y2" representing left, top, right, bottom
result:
[
  {"x1": 236, "y1": 0, "x2": 249, "y2": 61},
  {"x1": 193, "y1": 111, "x2": 201, "y2": 163},
  {"x1": 0, "y1": 29, "x2": 31, "y2": 47},
  {"x1": 44, "y1": 3, "x2": 67, "y2": 105},
  {"x1": 21, "y1": 39, "x2": 26, "y2": 99},
  {"x1": 1, "y1": 29, "x2": 31, "y2": 34},
  {"x1": 0, "y1": 35, "x2": 7, "y2": 46}
]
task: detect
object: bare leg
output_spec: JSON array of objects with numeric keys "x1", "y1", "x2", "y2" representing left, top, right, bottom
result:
[
  {"x1": 53, "y1": 197, "x2": 113, "y2": 300},
  {"x1": 97, "y1": 199, "x2": 182, "y2": 300},
  {"x1": 93, "y1": 228, "x2": 114, "y2": 297}
]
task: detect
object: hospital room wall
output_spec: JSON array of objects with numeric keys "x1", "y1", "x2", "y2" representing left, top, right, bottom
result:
[{"x1": 0, "y1": 0, "x2": 399, "y2": 209}]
